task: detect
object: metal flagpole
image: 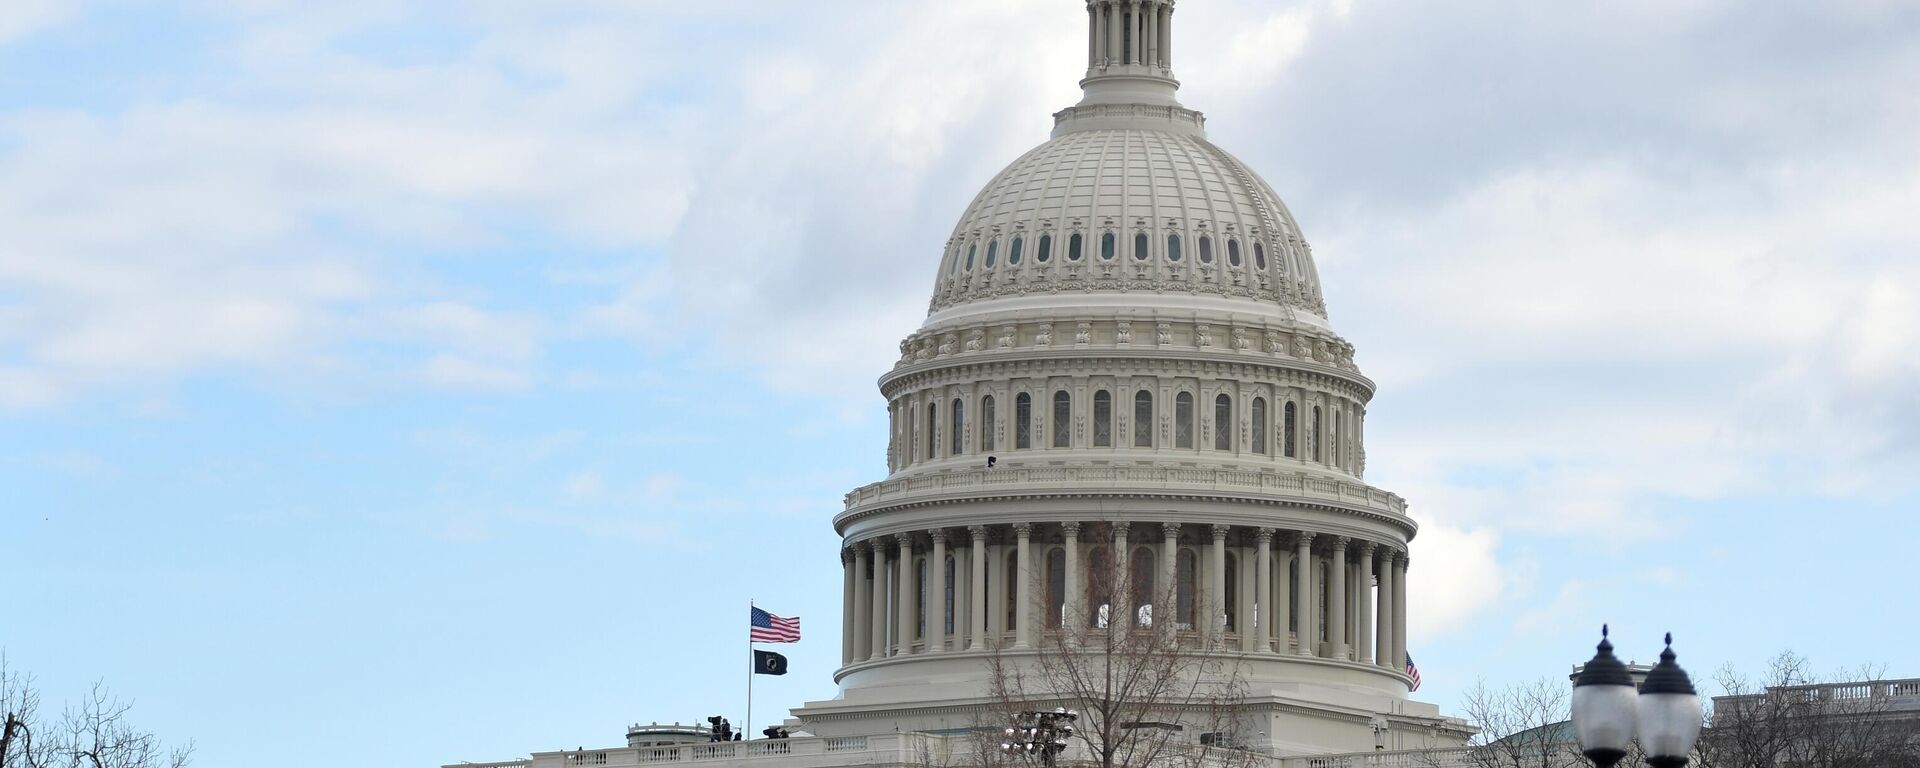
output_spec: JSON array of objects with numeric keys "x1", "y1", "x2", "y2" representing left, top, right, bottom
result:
[{"x1": 746, "y1": 599, "x2": 754, "y2": 741}]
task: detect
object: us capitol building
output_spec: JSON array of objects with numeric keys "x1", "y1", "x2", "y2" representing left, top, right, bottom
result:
[{"x1": 449, "y1": 2, "x2": 1473, "y2": 766}]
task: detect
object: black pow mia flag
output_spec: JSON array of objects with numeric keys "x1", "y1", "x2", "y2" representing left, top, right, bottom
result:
[{"x1": 753, "y1": 650, "x2": 788, "y2": 676}]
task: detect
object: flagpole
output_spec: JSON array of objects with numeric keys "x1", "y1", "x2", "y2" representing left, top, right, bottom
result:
[{"x1": 746, "y1": 598, "x2": 754, "y2": 741}]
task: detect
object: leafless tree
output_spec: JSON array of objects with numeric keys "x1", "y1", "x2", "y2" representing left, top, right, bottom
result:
[
  {"x1": 0, "y1": 656, "x2": 192, "y2": 768},
  {"x1": 1695, "y1": 650, "x2": 1920, "y2": 768},
  {"x1": 1457, "y1": 677, "x2": 1581, "y2": 768},
  {"x1": 981, "y1": 522, "x2": 1256, "y2": 768}
]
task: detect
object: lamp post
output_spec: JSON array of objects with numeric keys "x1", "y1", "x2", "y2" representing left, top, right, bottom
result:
[
  {"x1": 1001, "y1": 708, "x2": 1077, "y2": 767},
  {"x1": 1570, "y1": 626, "x2": 1701, "y2": 768}
]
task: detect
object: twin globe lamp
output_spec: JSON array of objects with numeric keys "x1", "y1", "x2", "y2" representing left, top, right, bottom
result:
[{"x1": 1571, "y1": 625, "x2": 1702, "y2": 768}]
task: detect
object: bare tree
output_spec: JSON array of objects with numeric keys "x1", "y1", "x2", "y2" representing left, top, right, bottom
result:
[
  {"x1": 1696, "y1": 651, "x2": 1920, "y2": 768},
  {"x1": 0, "y1": 656, "x2": 192, "y2": 768},
  {"x1": 1457, "y1": 677, "x2": 1580, "y2": 768},
  {"x1": 981, "y1": 522, "x2": 1255, "y2": 768}
]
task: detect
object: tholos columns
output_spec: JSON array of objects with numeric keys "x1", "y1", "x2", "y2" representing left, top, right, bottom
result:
[
  {"x1": 968, "y1": 526, "x2": 989, "y2": 650},
  {"x1": 1329, "y1": 537, "x2": 1348, "y2": 659},
  {"x1": 1294, "y1": 533, "x2": 1315, "y2": 656},
  {"x1": 1106, "y1": 2, "x2": 1122, "y2": 67},
  {"x1": 896, "y1": 534, "x2": 915, "y2": 656},
  {"x1": 928, "y1": 531, "x2": 947, "y2": 653},
  {"x1": 1145, "y1": 0, "x2": 1159, "y2": 69},
  {"x1": 1209, "y1": 525, "x2": 1229, "y2": 648},
  {"x1": 1357, "y1": 543, "x2": 1376, "y2": 664},
  {"x1": 1062, "y1": 522, "x2": 1083, "y2": 634},
  {"x1": 1255, "y1": 528, "x2": 1274, "y2": 653},
  {"x1": 1014, "y1": 523, "x2": 1034, "y2": 648},
  {"x1": 853, "y1": 542, "x2": 872, "y2": 662}
]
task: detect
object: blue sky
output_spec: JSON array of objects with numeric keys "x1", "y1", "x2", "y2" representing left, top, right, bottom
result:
[{"x1": 2, "y1": 1, "x2": 1917, "y2": 766}]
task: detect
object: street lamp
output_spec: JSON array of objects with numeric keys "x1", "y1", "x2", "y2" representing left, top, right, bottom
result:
[
  {"x1": 1570, "y1": 626, "x2": 1701, "y2": 768},
  {"x1": 1000, "y1": 708, "x2": 1077, "y2": 767}
]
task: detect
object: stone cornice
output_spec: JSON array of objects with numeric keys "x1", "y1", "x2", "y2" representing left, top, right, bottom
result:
[
  {"x1": 881, "y1": 350, "x2": 1373, "y2": 404},
  {"x1": 836, "y1": 466, "x2": 1415, "y2": 539}
]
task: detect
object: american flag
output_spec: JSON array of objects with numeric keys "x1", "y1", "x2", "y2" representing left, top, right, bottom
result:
[
  {"x1": 751, "y1": 607, "x2": 801, "y2": 643},
  {"x1": 1405, "y1": 652, "x2": 1422, "y2": 691}
]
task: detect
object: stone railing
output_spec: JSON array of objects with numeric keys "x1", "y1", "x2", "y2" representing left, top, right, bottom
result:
[
  {"x1": 1272, "y1": 747, "x2": 1479, "y2": 768},
  {"x1": 842, "y1": 465, "x2": 1406, "y2": 517},
  {"x1": 1714, "y1": 678, "x2": 1920, "y2": 712},
  {"x1": 456, "y1": 734, "x2": 929, "y2": 768}
]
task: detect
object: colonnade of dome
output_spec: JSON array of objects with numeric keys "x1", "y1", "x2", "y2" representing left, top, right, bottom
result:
[{"x1": 836, "y1": 521, "x2": 1410, "y2": 680}]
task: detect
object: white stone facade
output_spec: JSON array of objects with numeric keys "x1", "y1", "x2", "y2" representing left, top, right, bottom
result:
[{"x1": 445, "y1": 2, "x2": 1473, "y2": 765}]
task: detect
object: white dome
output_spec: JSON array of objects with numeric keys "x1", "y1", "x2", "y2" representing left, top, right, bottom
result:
[{"x1": 926, "y1": 124, "x2": 1328, "y2": 326}]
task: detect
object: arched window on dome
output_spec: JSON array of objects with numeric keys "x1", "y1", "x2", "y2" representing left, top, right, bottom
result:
[
  {"x1": 1130, "y1": 546, "x2": 1155, "y2": 627},
  {"x1": 927, "y1": 402, "x2": 938, "y2": 459},
  {"x1": 965, "y1": 242, "x2": 976, "y2": 272},
  {"x1": 1311, "y1": 405, "x2": 1323, "y2": 463},
  {"x1": 1214, "y1": 393, "x2": 1233, "y2": 451},
  {"x1": 1224, "y1": 551, "x2": 1240, "y2": 633},
  {"x1": 1087, "y1": 547, "x2": 1112, "y2": 628},
  {"x1": 1228, "y1": 239, "x2": 1242, "y2": 268},
  {"x1": 1255, "y1": 242, "x2": 1269, "y2": 271},
  {"x1": 1176, "y1": 548, "x2": 1197, "y2": 629},
  {"x1": 1068, "y1": 233, "x2": 1083, "y2": 262},
  {"x1": 1252, "y1": 397, "x2": 1269, "y2": 455},
  {"x1": 1134, "y1": 232, "x2": 1149, "y2": 261},
  {"x1": 1037, "y1": 234, "x2": 1053, "y2": 263},
  {"x1": 1008, "y1": 236, "x2": 1023, "y2": 266},
  {"x1": 1004, "y1": 555, "x2": 1018, "y2": 633},
  {"x1": 1016, "y1": 392, "x2": 1032, "y2": 449},
  {"x1": 1046, "y1": 548, "x2": 1066, "y2": 629},
  {"x1": 1167, "y1": 233, "x2": 1183, "y2": 262},
  {"x1": 1100, "y1": 232, "x2": 1116, "y2": 260},
  {"x1": 1052, "y1": 391, "x2": 1071, "y2": 448},
  {"x1": 1198, "y1": 235, "x2": 1214, "y2": 264},
  {"x1": 951, "y1": 398, "x2": 965, "y2": 456},
  {"x1": 948, "y1": 244, "x2": 961, "y2": 275},
  {"x1": 1093, "y1": 389, "x2": 1113, "y2": 447},
  {"x1": 1175, "y1": 392, "x2": 1195, "y2": 449},
  {"x1": 1283, "y1": 401, "x2": 1298, "y2": 458},
  {"x1": 1133, "y1": 390, "x2": 1153, "y2": 447},
  {"x1": 980, "y1": 394, "x2": 996, "y2": 452},
  {"x1": 984, "y1": 239, "x2": 998, "y2": 269}
]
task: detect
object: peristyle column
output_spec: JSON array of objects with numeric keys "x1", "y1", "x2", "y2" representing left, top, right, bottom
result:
[
  {"x1": 896, "y1": 534, "x2": 916, "y2": 656},
  {"x1": 869, "y1": 541, "x2": 889, "y2": 660},
  {"x1": 1294, "y1": 533, "x2": 1315, "y2": 656},
  {"x1": 1357, "y1": 543, "x2": 1375, "y2": 664},
  {"x1": 841, "y1": 548, "x2": 856, "y2": 665},
  {"x1": 1393, "y1": 553, "x2": 1409, "y2": 676},
  {"x1": 1062, "y1": 522, "x2": 1083, "y2": 633},
  {"x1": 1255, "y1": 528, "x2": 1274, "y2": 653},
  {"x1": 929, "y1": 531, "x2": 947, "y2": 653},
  {"x1": 969, "y1": 525, "x2": 989, "y2": 650},
  {"x1": 850, "y1": 544, "x2": 869, "y2": 663},
  {"x1": 1159, "y1": 522, "x2": 1178, "y2": 633},
  {"x1": 1209, "y1": 525, "x2": 1229, "y2": 648},
  {"x1": 1014, "y1": 523, "x2": 1034, "y2": 648},
  {"x1": 1376, "y1": 549, "x2": 1395, "y2": 670},
  {"x1": 1111, "y1": 521, "x2": 1131, "y2": 626},
  {"x1": 1329, "y1": 537, "x2": 1348, "y2": 659}
]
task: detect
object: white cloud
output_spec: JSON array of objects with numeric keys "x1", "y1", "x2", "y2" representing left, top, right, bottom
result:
[{"x1": 0, "y1": 0, "x2": 69, "y2": 44}]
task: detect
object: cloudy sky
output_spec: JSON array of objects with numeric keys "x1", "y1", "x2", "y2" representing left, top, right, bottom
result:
[{"x1": 3, "y1": 1, "x2": 1917, "y2": 765}]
